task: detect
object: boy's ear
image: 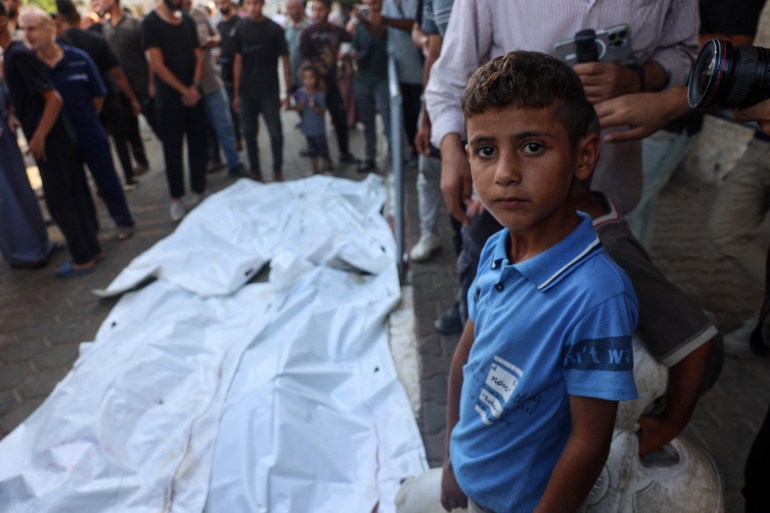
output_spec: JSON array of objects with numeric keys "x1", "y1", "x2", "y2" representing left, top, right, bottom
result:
[{"x1": 574, "y1": 132, "x2": 600, "y2": 181}]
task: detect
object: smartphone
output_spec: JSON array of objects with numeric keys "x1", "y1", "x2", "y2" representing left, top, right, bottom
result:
[
  {"x1": 553, "y1": 24, "x2": 632, "y2": 65},
  {"x1": 359, "y1": 4, "x2": 370, "y2": 17}
]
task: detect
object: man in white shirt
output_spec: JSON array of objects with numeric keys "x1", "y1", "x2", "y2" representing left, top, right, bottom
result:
[{"x1": 424, "y1": 0, "x2": 699, "y2": 323}]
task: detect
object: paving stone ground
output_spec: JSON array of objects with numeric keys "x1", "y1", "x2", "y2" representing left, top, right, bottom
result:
[{"x1": 2, "y1": 111, "x2": 769, "y2": 513}]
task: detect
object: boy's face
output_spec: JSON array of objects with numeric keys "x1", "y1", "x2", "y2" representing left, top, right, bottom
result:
[
  {"x1": 301, "y1": 69, "x2": 315, "y2": 88},
  {"x1": 465, "y1": 104, "x2": 597, "y2": 247}
]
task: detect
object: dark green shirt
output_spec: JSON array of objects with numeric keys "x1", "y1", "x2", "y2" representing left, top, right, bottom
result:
[{"x1": 352, "y1": 24, "x2": 388, "y2": 85}]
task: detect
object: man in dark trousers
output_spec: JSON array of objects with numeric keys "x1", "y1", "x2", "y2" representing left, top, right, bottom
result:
[
  {"x1": 299, "y1": 0, "x2": 357, "y2": 165},
  {"x1": 141, "y1": 0, "x2": 207, "y2": 221},
  {"x1": 232, "y1": 0, "x2": 290, "y2": 181},
  {"x1": 2, "y1": 5, "x2": 101, "y2": 277},
  {"x1": 55, "y1": 0, "x2": 145, "y2": 192},
  {"x1": 216, "y1": 0, "x2": 242, "y2": 152},
  {"x1": 101, "y1": 0, "x2": 161, "y2": 144}
]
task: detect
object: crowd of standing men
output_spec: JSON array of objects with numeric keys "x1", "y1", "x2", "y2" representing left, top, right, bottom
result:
[{"x1": 0, "y1": 0, "x2": 431, "y2": 277}]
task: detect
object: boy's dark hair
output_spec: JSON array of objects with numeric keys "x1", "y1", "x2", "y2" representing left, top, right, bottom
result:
[
  {"x1": 462, "y1": 50, "x2": 597, "y2": 146},
  {"x1": 0, "y1": 2, "x2": 5, "y2": 17},
  {"x1": 315, "y1": 0, "x2": 332, "y2": 8}
]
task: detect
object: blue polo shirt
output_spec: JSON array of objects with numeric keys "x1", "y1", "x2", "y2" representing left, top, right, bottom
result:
[
  {"x1": 454, "y1": 212, "x2": 638, "y2": 513},
  {"x1": 46, "y1": 44, "x2": 108, "y2": 145}
]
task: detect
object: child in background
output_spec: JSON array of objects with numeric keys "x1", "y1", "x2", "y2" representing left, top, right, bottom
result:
[
  {"x1": 294, "y1": 64, "x2": 332, "y2": 174},
  {"x1": 440, "y1": 51, "x2": 638, "y2": 513}
]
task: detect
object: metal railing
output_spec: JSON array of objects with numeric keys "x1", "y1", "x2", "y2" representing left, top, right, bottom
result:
[{"x1": 388, "y1": 56, "x2": 406, "y2": 282}]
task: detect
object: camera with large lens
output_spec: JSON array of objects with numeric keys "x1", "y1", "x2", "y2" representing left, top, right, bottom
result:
[{"x1": 688, "y1": 39, "x2": 770, "y2": 109}]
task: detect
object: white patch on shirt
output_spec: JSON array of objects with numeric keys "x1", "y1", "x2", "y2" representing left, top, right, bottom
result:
[{"x1": 476, "y1": 356, "x2": 524, "y2": 425}]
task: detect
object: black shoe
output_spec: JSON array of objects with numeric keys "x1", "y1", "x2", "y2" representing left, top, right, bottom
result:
[
  {"x1": 434, "y1": 303, "x2": 463, "y2": 334},
  {"x1": 357, "y1": 159, "x2": 375, "y2": 173},
  {"x1": 339, "y1": 153, "x2": 358, "y2": 164}
]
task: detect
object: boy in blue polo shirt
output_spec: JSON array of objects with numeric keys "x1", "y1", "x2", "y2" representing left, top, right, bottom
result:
[{"x1": 440, "y1": 51, "x2": 638, "y2": 513}]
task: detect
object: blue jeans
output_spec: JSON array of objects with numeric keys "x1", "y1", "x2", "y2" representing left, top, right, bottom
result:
[
  {"x1": 239, "y1": 92, "x2": 283, "y2": 176},
  {"x1": 355, "y1": 78, "x2": 390, "y2": 162},
  {"x1": 626, "y1": 128, "x2": 693, "y2": 246},
  {"x1": 204, "y1": 87, "x2": 242, "y2": 172}
]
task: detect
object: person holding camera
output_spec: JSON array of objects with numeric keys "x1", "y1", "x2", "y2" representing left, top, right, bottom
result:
[
  {"x1": 424, "y1": 0, "x2": 699, "y2": 328},
  {"x1": 624, "y1": 0, "x2": 766, "y2": 247}
]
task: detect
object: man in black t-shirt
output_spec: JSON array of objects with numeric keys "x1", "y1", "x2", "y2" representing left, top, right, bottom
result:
[
  {"x1": 299, "y1": 0, "x2": 357, "y2": 165},
  {"x1": 2, "y1": 5, "x2": 101, "y2": 277},
  {"x1": 232, "y1": 0, "x2": 290, "y2": 181},
  {"x1": 216, "y1": 0, "x2": 242, "y2": 150},
  {"x1": 141, "y1": 0, "x2": 207, "y2": 222}
]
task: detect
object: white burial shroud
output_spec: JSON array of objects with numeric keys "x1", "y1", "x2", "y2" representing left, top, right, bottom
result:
[{"x1": 0, "y1": 176, "x2": 428, "y2": 513}]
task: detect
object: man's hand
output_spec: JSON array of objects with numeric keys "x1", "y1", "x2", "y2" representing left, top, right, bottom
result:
[
  {"x1": 573, "y1": 61, "x2": 639, "y2": 104},
  {"x1": 232, "y1": 95, "x2": 240, "y2": 112},
  {"x1": 415, "y1": 115, "x2": 432, "y2": 155},
  {"x1": 638, "y1": 414, "x2": 680, "y2": 457},
  {"x1": 594, "y1": 87, "x2": 690, "y2": 143},
  {"x1": 28, "y1": 133, "x2": 46, "y2": 161},
  {"x1": 440, "y1": 134, "x2": 473, "y2": 224},
  {"x1": 412, "y1": 23, "x2": 429, "y2": 58},
  {"x1": 182, "y1": 86, "x2": 202, "y2": 107},
  {"x1": 440, "y1": 462, "x2": 467, "y2": 512},
  {"x1": 367, "y1": 8, "x2": 382, "y2": 27},
  {"x1": 130, "y1": 98, "x2": 142, "y2": 116},
  {"x1": 735, "y1": 99, "x2": 770, "y2": 136}
]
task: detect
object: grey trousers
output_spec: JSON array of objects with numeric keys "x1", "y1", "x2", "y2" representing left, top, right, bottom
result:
[{"x1": 708, "y1": 137, "x2": 770, "y2": 283}]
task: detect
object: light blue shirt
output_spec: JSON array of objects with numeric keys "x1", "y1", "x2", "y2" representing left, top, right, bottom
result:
[
  {"x1": 285, "y1": 18, "x2": 312, "y2": 88},
  {"x1": 382, "y1": 0, "x2": 423, "y2": 85},
  {"x1": 455, "y1": 212, "x2": 638, "y2": 513}
]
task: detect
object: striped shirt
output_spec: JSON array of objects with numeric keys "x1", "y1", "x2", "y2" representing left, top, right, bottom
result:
[{"x1": 425, "y1": 0, "x2": 699, "y2": 214}]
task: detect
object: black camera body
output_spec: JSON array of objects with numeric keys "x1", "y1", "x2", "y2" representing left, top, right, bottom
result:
[{"x1": 688, "y1": 39, "x2": 770, "y2": 110}]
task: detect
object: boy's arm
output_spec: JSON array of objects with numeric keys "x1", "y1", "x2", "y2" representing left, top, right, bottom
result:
[
  {"x1": 638, "y1": 340, "x2": 712, "y2": 456},
  {"x1": 440, "y1": 319, "x2": 474, "y2": 512},
  {"x1": 533, "y1": 396, "x2": 617, "y2": 513}
]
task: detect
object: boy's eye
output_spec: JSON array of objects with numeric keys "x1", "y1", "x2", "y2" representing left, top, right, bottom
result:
[
  {"x1": 476, "y1": 145, "x2": 496, "y2": 158},
  {"x1": 522, "y1": 142, "x2": 544, "y2": 155}
]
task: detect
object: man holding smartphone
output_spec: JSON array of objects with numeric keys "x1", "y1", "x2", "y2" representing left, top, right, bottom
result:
[{"x1": 424, "y1": 0, "x2": 699, "y2": 325}]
